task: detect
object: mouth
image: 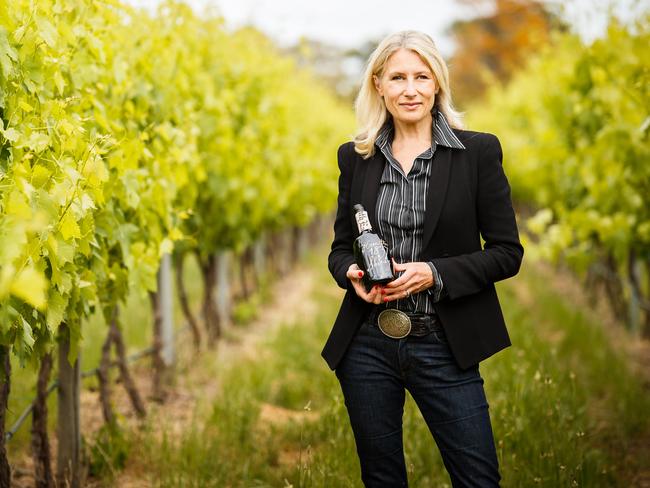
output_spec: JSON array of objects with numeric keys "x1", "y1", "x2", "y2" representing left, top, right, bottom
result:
[{"x1": 400, "y1": 102, "x2": 422, "y2": 108}]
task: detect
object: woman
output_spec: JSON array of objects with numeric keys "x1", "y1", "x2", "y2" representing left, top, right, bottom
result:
[{"x1": 322, "y1": 30, "x2": 523, "y2": 487}]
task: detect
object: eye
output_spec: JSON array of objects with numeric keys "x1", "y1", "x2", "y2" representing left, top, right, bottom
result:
[
  {"x1": 418, "y1": 74, "x2": 430, "y2": 79},
  {"x1": 391, "y1": 75, "x2": 403, "y2": 80}
]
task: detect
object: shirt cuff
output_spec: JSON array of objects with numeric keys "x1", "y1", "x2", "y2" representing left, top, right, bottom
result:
[{"x1": 426, "y1": 261, "x2": 445, "y2": 303}]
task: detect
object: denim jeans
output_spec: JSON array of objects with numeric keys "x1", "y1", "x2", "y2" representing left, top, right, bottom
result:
[{"x1": 335, "y1": 320, "x2": 501, "y2": 487}]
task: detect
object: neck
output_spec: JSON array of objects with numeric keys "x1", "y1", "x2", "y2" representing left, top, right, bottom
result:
[{"x1": 392, "y1": 112, "x2": 433, "y2": 146}]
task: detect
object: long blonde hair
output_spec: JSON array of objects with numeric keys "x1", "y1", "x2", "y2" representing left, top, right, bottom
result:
[{"x1": 353, "y1": 30, "x2": 464, "y2": 158}]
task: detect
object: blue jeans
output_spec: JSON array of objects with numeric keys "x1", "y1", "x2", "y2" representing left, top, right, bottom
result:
[{"x1": 335, "y1": 320, "x2": 501, "y2": 487}]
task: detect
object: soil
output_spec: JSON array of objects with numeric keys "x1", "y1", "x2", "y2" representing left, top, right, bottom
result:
[
  {"x1": 9, "y1": 261, "x2": 319, "y2": 488},
  {"x1": 9, "y1": 256, "x2": 649, "y2": 487}
]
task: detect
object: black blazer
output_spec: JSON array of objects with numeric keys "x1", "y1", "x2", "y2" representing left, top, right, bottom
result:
[{"x1": 322, "y1": 130, "x2": 524, "y2": 371}]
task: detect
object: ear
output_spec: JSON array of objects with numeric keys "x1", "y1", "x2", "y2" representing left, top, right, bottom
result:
[{"x1": 372, "y1": 74, "x2": 383, "y2": 97}]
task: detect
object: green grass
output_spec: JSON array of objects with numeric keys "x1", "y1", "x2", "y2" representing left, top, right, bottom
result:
[
  {"x1": 115, "y1": 246, "x2": 649, "y2": 487},
  {"x1": 7, "y1": 243, "x2": 649, "y2": 487},
  {"x1": 5, "y1": 253, "x2": 206, "y2": 453}
]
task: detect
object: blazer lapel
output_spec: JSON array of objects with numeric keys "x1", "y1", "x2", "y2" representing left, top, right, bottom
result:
[
  {"x1": 359, "y1": 151, "x2": 385, "y2": 232},
  {"x1": 422, "y1": 145, "x2": 452, "y2": 249}
]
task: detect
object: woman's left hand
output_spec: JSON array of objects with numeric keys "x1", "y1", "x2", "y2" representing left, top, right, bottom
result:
[{"x1": 382, "y1": 258, "x2": 435, "y2": 302}]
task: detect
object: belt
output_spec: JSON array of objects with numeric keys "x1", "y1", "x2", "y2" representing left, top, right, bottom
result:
[{"x1": 367, "y1": 306, "x2": 443, "y2": 337}]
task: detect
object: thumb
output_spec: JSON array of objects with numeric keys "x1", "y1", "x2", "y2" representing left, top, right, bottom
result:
[
  {"x1": 347, "y1": 266, "x2": 364, "y2": 279},
  {"x1": 392, "y1": 257, "x2": 407, "y2": 271}
]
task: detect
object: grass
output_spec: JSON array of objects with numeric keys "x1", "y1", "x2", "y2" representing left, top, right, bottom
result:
[
  {"x1": 7, "y1": 252, "x2": 205, "y2": 453},
  {"x1": 111, "y1": 245, "x2": 649, "y2": 487},
  {"x1": 7, "y1": 242, "x2": 649, "y2": 487}
]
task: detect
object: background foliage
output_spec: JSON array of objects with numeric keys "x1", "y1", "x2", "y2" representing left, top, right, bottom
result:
[
  {"x1": 0, "y1": 0, "x2": 354, "y2": 366},
  {"x1": 467, "y1": 16, "x2": 650, "y2": 333}
]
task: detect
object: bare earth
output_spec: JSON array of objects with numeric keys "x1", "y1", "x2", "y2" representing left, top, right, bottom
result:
[{"x1": 10, "y1": 261, "x2": 320, "y2": 488}]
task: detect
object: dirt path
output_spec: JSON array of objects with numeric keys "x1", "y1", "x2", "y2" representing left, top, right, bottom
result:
[
  {"x1": 10, "y1": 260, "x2": 320, "y2": 488},
  {"x1": 11, "y1": 255, "x2": 649, "y2": 487},
  {"x1": 111, "y1": 260, "x2": 320, "y2": 487}
]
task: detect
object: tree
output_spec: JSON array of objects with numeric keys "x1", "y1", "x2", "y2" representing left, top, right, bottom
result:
[{"x1": 449, "y1": 0, "x2": 567, "y2": 107}]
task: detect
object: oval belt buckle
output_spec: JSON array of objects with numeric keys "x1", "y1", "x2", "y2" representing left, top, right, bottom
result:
[{"x1": 377, "y1": 309, "x2": 412, "y2": 339}]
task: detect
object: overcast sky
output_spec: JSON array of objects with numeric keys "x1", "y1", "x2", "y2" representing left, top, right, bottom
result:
[{"x1": 127, "y1": 0, "x2": 648, "y2": 56}]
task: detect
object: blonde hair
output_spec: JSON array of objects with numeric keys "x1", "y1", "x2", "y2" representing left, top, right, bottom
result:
[{"x1": 353, "y1": 30, "x2": 464, "y2": 158}]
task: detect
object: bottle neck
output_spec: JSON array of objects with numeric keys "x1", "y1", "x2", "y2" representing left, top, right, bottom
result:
[{"x1": 355, "y1": 210, "x2": 372, "y2": 234}]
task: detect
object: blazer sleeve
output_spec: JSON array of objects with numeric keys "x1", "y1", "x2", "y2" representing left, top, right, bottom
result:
[
  {"x1": 328, "y1": 142, "x2": 357, "y2": 291},
  {"x1": 430, "y1": 134, "x2": 524, "y2": 300}
]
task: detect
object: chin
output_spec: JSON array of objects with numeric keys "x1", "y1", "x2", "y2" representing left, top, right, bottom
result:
[{"x1": 395, "y1": 111, "x2": 428, "y2": 124}]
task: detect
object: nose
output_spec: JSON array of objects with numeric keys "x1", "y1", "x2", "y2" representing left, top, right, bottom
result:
[{"x1": 404, "y1": 78, "x2": 417, "y2": 96}]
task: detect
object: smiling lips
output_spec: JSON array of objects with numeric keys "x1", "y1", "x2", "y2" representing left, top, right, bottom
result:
[{"x1": 401, "y1": 102, "x2": 421, "y2": 109}]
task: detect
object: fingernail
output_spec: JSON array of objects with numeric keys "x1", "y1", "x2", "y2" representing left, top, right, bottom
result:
[
  {"x1": 381, "y1": 288, "x2": 386, "y2": 294},
  {"x1": 358, "y1": 271, "x2": 363, "y2": 277},
  {"x1": 383, "y1": 297, "x2": 389, "y2": 302}
]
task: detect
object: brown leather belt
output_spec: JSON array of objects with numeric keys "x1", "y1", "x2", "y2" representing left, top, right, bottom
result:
[{"x1": 367, "y1": 307, "x2": 443, "y2": 337}]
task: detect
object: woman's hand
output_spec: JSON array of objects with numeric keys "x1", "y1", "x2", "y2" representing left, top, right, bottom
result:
[
  {"x1": 382, "y1": 258, "x2": 434, "y2": 302},
  {"x1": 346, "y1": 263, "x2": 385, "y2": 304}
]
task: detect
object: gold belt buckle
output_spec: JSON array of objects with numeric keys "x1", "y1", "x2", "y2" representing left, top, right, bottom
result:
[{"x1": 377, "y1": 309, "x2": 412, "y2": 339}]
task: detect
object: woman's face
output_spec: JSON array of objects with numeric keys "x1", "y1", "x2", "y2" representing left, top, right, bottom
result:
[{"x1": 373, "y1": 48, "x2": 437, "y2": 126}]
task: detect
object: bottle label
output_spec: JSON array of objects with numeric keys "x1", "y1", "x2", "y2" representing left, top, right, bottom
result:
[
  {"x1": 355, "y1": 210, "x2": 372, "y2": 233},
  {"x1": 363, "y1": 241, "x2": 391, "y2": 277}
]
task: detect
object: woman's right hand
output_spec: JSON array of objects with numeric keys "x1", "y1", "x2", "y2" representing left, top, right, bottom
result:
[{"x1": 346, "y1": 263, "x2": 385, "y2": 304}]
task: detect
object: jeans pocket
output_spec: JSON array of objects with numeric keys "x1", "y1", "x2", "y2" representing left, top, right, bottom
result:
[{"x1": 431, "y1": 327, "x2": 449, "y2": 345}]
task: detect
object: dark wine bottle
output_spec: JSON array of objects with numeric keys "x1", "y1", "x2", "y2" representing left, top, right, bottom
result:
[{"x1": 352, "y1": 204, "x2": 394, "y2": 292}]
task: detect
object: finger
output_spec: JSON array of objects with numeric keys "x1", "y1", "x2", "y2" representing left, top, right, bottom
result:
[
  {"x1": 373, "y1": 292, "x2": 384, "y2": 304},
  {"x1": 383, "y1": 292, "x2": 402, "y2": 303},
  {"x1": 392, "y1": 257, "x2": 408, "y2": 272},
  {"x1": 367, "y1": 285, "x2": 385, "y2": 304},
  {"x1": 385, "y1": 271, "x2": 412, "y2": 289},
  {"x1": 347, "y1": 268, "x2": 364, "y2": 280},
  {"x1": 386, "y1": 282, "x2": 417, "y2": 300},
  {"x1": 355, "y1": 283, "x2": 379, "y2": 303},
  {"x1": 350, "y1": 279, "x2": 367, "y2": 298},
  {"x1": 382, "y1": 289, "x2": 404, "y2": 302}
]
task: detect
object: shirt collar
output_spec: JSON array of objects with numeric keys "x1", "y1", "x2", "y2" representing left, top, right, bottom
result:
[{"x1": 375, "y1": 108, "x2": 465, "y2": 151}]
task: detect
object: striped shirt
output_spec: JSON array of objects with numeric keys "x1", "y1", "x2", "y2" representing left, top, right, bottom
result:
[{"x1": 375, "y1": 108, "x2": 465, "y2": 313}]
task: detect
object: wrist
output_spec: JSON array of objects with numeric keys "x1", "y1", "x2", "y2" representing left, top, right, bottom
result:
[{"x1": 425, "y1": 261, "x2": 436, "y2": 287}]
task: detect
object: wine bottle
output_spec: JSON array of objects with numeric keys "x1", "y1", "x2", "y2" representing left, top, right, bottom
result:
[{"x1": 352, "y1": 204, "x2": 394, "y2": 292}]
